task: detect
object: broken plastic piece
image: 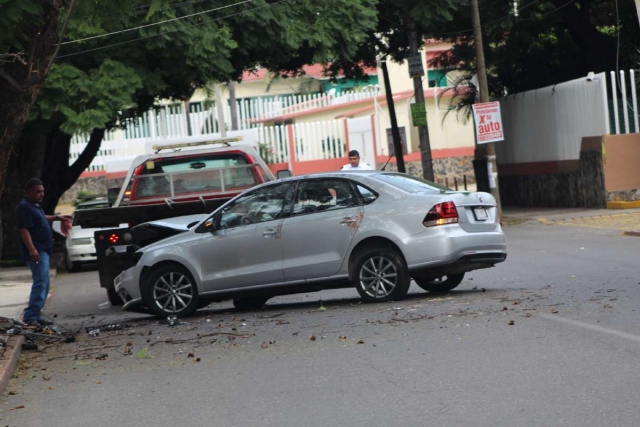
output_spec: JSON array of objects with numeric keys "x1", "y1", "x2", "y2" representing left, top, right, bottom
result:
[{"x1": 89, "y1": 329, "x2": 101, "y2": 337}]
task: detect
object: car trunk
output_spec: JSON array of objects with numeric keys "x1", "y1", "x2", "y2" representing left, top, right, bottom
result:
[{"x1": 447, "y1": 192, "x2": 500, "y2": 233}]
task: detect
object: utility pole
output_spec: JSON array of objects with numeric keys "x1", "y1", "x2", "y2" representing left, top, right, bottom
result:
[
  {"x1": 470, "y1": 0, "x2": 502, "y2": 218},
  {"x1": 215, "y1": 83, "x2": 227, "y2": 138},
  {"x1": 380, "y1": 61, "x2": 406, "y2": 173},
  {"x1": 228, "y1": 80, "x2": 239, "y2": 131},
  {"x1": 407, "y1": 17, "x2": 434, "y2": 181}
]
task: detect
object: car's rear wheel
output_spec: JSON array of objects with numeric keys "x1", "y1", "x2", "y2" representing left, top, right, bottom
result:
[
  {"x1": 414, "y1": 273, "x2": 465, "y2": 293},
  {"x1": 233, "y1": 297, "x2": 269, "y2": 311},
  {"x1": 143, "y1": 264, "x2": 199, "y2": 318},
  {"x1": 353, "y1": 247, "x2": 410, "y2": 302}
]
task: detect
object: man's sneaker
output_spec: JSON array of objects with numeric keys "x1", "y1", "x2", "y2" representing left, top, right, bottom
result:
[
  {"x1": 24, "y1": 320, "x2": 41, "y2": 328},
  {"x1": 37, "y1": 318, "x2": 54, "y2": 326}
]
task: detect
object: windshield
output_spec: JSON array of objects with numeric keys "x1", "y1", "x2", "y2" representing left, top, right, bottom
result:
[
  {"x1": 372, "y1": 173, "x2": 451, "y2": 193},
  {"x1": 75, "y1": 201, "x2": 109, "y2": 210}
]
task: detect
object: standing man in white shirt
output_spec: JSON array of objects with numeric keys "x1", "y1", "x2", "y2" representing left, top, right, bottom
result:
[{"x1": 341, "y1": 150, "x2": 374, "y2": 171}]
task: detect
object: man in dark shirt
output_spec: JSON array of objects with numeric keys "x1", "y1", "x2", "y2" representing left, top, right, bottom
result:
[{"x1": 17, "y1": 178, "x2": 70, "y2": 326}]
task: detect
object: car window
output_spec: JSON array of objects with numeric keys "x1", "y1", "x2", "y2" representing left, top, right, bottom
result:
[
  {"x1": 372, "y1": 173, "x2": 450, "y2": 193},
  {"x1": 356, "y1": 185, "x2": 378, "y2": 204},
  {"x1": 219, "y1": 183, "x2": 293, "y2": 229},
  {"x1": 292, "y1": 179, "x2": 357, "y2": 216}
]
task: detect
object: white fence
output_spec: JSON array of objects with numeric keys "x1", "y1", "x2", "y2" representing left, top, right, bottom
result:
[
  {"x1": 497, "y1": 72, "x2": 610, "y2": 164},
  {"x1": 607, "y1": 70, "x2": 640, "y2": 134},
  {"x1": 70, "y1": 89, "x2": 378, "y2": 172}
]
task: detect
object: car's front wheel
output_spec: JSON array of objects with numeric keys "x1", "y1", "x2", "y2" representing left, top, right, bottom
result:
[
  {"x1": 143, "y1": 264, "x2": 199, "y2": 318},
  {"x1": 414, "y1": 273, "x2": 465, "y2": 293},
  {"x1": 353, "y1": 246, "x2": 410, "y2": 302}
]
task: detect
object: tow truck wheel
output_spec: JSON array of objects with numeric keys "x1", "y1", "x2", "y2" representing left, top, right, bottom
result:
[
  {"x1": 233, "y1": 297, "x2": 269, "y2": 311},
  {"x1": 106, "y1": 287, "x2": 124, "y2": 306}
]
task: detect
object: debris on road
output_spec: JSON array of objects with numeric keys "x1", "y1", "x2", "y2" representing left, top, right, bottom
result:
[
  {"x1": 309, "y1": 334, "x2": 317, "y2": 341},
  {"x1": 508, "y1": 320, "x2": 515, "y2": 325},
  {"x1": 85, "y1": 323, "x2": 129, "y2": 333}
]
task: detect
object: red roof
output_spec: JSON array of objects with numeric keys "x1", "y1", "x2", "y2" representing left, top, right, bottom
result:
[{"x1": 241, "y1": 64, "x2": 377, "y2": 82}]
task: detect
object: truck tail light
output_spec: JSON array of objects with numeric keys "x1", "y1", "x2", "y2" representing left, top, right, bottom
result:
[
  {"x1": 423, "y1": 201, "x2": 459, "y2": 227},
  {"x1": 108, "y1": 233, "x2": 120, "y2": 244}
]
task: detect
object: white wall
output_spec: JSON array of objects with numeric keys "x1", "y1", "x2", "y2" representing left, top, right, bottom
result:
[{"x1": 497, "y1": 73, "x2": 610, "y2": 164}]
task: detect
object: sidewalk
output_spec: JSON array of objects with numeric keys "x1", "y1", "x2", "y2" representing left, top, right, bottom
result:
[
  {"x1": 503, "y1": 206, "x2": 640, "y2": 233},
  {"x1": 0, "y1": 267, "x2": 55, "y2": 396}
]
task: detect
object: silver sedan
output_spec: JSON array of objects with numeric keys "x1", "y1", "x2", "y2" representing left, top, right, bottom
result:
[{"x1": 115, "y1": 171, "x2": 507, "y2": 317}]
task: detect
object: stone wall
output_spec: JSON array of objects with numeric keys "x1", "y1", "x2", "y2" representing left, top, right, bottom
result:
[
  {"x1": 376, "y1": 155, "x2": 475, "y2": 186},
  {"x1": 59, "y1": 176, "x2": 125, "y2": 205},
  {"x1": 608, "y1": 189, "x2": 640, "y2": 202},
  {"x1": 498, "y1": 149, "x2": 607, "y2": 208}
]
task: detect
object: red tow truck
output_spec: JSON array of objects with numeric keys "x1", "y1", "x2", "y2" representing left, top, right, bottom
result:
[{"x1": 73, "y1": 137, "x2": 283, "y2": 305}]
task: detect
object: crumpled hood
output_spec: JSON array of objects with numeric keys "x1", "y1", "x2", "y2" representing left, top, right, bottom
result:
[{"x1": 136, "y1": 214, "x2": 209, "y2": 231}]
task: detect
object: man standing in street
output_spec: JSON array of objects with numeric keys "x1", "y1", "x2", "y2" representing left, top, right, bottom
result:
[
  {"x1": 16, "y1": 178, "x2": 70, "y2": 326},
  {"x1": 341, "y1": 150, "x2": 374, "y2": 171}
]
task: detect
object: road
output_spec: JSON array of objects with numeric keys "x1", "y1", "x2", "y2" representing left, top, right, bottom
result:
[{"x1": 2, "y1": 220, "x2": 640, "y2": 427}]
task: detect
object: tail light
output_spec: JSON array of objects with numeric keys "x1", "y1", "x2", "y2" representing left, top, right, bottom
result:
[
  {"x1": 423, "y1": 201, "x2": 459, "y2": 227},
  {"x1": 108, "y1": 233, "x2": 120, "y2": 244}
]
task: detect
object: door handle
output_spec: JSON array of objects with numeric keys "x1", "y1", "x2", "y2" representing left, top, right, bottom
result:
[
  {"x1": 340, "y1": 217, "x2": 357, "y2": 225},
  {"x1": 262, "y1": 229, "x2": 278, "y2": 237}
]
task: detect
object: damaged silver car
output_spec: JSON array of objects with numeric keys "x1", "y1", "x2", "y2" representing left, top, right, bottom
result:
[{"x1": 115, "y1": 171, "x2": 507, "y2": 317}]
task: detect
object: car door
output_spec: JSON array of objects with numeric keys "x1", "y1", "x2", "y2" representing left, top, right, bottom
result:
[
  {"x1": 197, "y1": 183, "x2": 294, "y2": 291},
  {"x1": 281, "y1": 178, "x2": 363, "y2": 281}
]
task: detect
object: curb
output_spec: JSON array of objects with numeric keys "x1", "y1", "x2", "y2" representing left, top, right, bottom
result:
[
  {"x1": 0, "y1": 335, "x2": 25, "y2": 396},
  {"x1": 607, "y1": 201, "x2": 640, "y2": 209}
]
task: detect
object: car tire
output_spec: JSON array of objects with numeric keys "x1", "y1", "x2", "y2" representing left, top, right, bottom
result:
[
  {"x1": 106, "y1": 286, "x2": 124, "y2": 306},
  {"x1": 353, "y1": 246, "x2": 410, "y2": 302},
  {"x1": 414, "y1": 273, "x2": 465, "y2": 293},
  {"x1": 143, "y1": 264, "x2": 199, "y2": 318},
  {"x1": 233, "y1": 297, "x2": 269, "y2": 311},
  {"x1": 64, "y1": 250, "x2": 81, "y2": 273}
]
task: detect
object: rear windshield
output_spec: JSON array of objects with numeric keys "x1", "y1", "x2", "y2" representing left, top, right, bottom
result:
[
  {"x1": 147, "y1": 154, "x2": 248, "y2": 174},
  {"x1": 372, "y1": 173, "x2": 450, "y2": 193},
  {"x1": 125, "y1": 153, "x2": 265, "y2": 202}
]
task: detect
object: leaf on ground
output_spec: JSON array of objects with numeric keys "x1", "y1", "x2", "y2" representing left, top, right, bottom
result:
[
  {"x1": 357, "y1": 340, "x2": 365, "y2": 344},
  {"x1": 339, "y1": 336, "x2": 347, "y2": 342},
  {"x1": 309, "y1": 334, "x2": 317, "y2": 341},
  {"x1": 10, "y1": 405, "x2": 25, "y2": 410},
  {"x1": 550, "y1": 309, "x2": 559, "y2": 314},
  {"x1": 135, "y1": 347, "x2": 154, "y2": 359},
  {"x1": 508, "y1": 320, "x2": 515, "y2": 326},
  {"x1": 261, "y1": 342, "x2": 269, "y2": 349}
]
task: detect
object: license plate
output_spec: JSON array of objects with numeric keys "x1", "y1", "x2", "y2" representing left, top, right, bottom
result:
[{"x1": 473, "y1": 207, "x2": 488, "y2": 221}]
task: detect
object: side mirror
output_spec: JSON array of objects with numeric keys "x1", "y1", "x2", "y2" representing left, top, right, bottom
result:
[
  {"x1": 107, "y1": 187, "x2": 121, "y2": 207},
  {"x1": 277, "y1": 169, "x2": 292, "y2": 179}
]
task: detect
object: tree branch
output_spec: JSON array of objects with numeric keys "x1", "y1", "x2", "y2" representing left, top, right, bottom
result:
[
  {"x1": 69, "y1": 128, "x2": 105, "y2": 178},
  {"x1": 44, "y1": 0, "x2": 77, "y2": 76},
  {"x1": 0, "y1": 69, "x2": 23, "y2": 91}
]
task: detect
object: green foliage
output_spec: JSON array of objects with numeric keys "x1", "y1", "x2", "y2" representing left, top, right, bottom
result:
[{"x1": 72, "y1": 190, "x2": 98, "y2": 207}]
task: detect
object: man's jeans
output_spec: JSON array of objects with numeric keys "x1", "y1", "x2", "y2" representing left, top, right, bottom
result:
[{"x1": 24, "y1": 251, "x2": 51, "y2": 322}]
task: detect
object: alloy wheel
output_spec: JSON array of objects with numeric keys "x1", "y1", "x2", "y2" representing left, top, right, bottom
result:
[
  {"x1": 152, "y1": 272, "x2": 194, "y2": 314},
  {"x1": 359, "y1": 256, "x2": 398, "y2": 299}
]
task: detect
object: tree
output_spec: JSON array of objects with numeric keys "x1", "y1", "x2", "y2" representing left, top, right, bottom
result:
[
  {"x1": 430, "y1": 0, "x2": 638, "y2": 99},
  {"x1": 1, "y1": 0, "x2": 379, "y2": 259},
  {"x1": 324, "y1": 0, "x2": 467, "y2": 180}
]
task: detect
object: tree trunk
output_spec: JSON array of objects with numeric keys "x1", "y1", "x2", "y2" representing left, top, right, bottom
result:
[
  {"x1": 0, "y1": 0, "x2": 62, "y2": 204},
  {"x1": 0, "y1": 125, "x2": 49, "y2": 261},
  {"x1": 41, "y1": 128, "x2": 106, "y2": 214}
]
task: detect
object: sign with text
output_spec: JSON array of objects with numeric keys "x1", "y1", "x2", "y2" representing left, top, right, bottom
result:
[
  {"x1": 386, "y1": 127, "x2": 408, "y2": 155},
  {"x1": 472, "y1": 101, "x2": 504, "y2": 144},
  {"x1": 410, "y1": 102, "x2": 427, "y2": 126},
  {"x1": 407, "y1": 53, "x2": 424, "y2": 78}
]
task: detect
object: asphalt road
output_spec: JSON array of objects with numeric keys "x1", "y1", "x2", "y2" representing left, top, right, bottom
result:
[{"x1": 2, "y1": 221, "x2": 640, "y2": 427}]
